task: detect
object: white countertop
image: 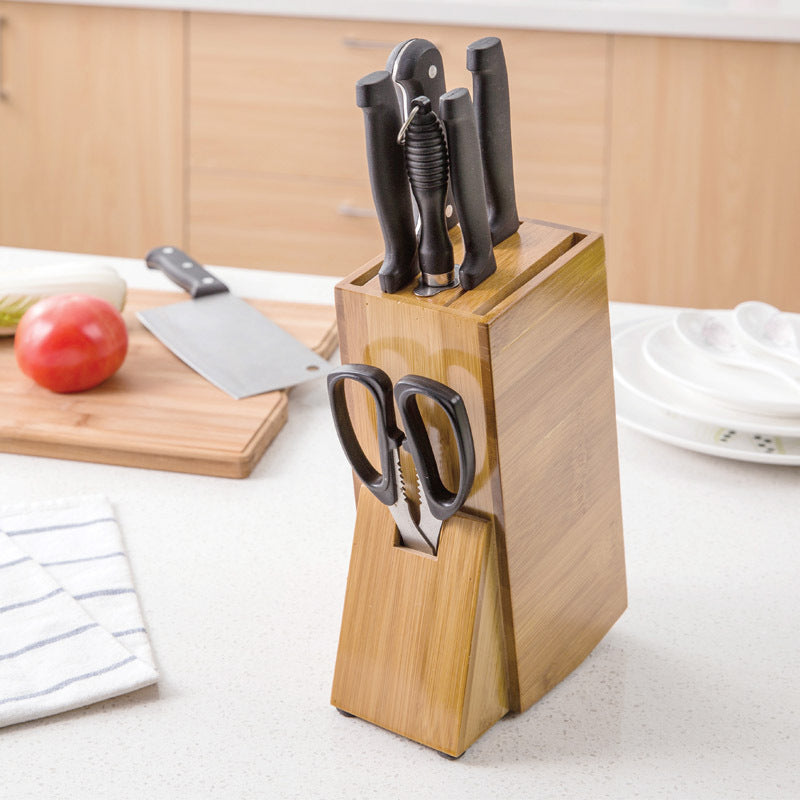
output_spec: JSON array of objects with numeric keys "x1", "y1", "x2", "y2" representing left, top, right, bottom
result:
[
  {"x1": 1, "y1": 248, "x2": 798, "y2": 799},
  {"x1": 10, "y1": 0, "x2": 800, "y2": 42}
]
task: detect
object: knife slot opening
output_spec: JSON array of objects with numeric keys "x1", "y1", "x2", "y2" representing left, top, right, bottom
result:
[
  {"x1": 464, "y1": 231, "x2": 587, "y2": 317},
  {"x1": 351, "y1": 263, "x2": 383, "y2": 287}
]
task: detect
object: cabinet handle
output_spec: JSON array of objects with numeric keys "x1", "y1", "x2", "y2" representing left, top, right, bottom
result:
[
  {"x1": 337, "y1": 203, "x2": 377, "y2": 219},
  {"x1": 0, "y1": 17, "x2": 7, "y2": 102},
  {"x1": 341, "y1": 36, "x2": 396, "y2": 51}
]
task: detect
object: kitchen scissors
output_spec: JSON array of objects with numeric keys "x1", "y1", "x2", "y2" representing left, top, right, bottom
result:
[{"x1": 328, "y1": 364, "x2": 475, "y2": 555}]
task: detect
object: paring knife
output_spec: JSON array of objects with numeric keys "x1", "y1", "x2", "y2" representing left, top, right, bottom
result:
[
  {"x1": 467, "y1": 36, "x2": 520, "y2": 245},
  {"x1": 137, "y1": 246, "x2": 332, "y2": 399},
  {"x1": 356, "y1": 71, "x2": 419, "y2": 294},
  {"x1": 387, "y1": 38, "x2": 458, "y2": 231}
]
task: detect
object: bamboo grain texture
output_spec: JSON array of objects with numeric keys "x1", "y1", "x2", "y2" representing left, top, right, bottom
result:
[
  {"x1": 335, "y1": 219, "x2": 627, "y2": 715},
  {"x1": 331, "y1": 489, "x2": 507, "y2": 757},
  {"x1": 0, "y1": 289, "x2": 337, "y2": 478}
]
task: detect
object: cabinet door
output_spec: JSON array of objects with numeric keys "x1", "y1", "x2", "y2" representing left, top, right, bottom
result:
[
  {"x1": 189, "y1": 15, "x2": 607, "y2": 274},
  {"x1": 607, "y1": 35, "x2": 800, "y2": 309},
  {"x1": 0, "y1": 2, "x2": 184, "y2": 257}
]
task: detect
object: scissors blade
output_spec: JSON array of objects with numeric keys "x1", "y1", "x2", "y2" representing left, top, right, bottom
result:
[
  {"x1": 415, "y1": 470, "x2": 443, "y2": 552},
  {"x1": 388, "y1": 449, "x2": 435, "y2": 555}
]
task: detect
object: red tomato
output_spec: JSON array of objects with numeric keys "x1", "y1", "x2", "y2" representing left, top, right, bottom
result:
[{"x1": 15, "y1": 294, "x2": 128, "y2": 393}]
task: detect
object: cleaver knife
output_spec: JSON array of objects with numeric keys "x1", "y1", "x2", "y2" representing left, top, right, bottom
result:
[{"x1": 137, "y1": 246, "x2": 332, "y2": 399}]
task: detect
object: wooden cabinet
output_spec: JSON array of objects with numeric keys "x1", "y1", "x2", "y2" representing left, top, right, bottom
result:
[
  {"x1": 0, "y1": 2, "x2": 184, "y2": 258},
  {"x1": 3, "y1": 4, "x2": 799, "y2": 308},
  {"x1": 187, "y1": 14, "x2": 606, "y2": 275},
  {"x1": 606, "y1": 35, "x2": 800, "y2": 310}
]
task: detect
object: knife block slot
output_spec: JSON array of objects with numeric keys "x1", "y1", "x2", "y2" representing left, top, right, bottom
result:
[
  {"x1": 332, "y1": 218, "x2": 627, "y2": 755},
  {"x1": 331, "y1": 488, "x2": 507, "y2": 758}
]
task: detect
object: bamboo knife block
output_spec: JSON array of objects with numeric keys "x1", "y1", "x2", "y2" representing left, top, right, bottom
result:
[{"x1": 331, "y1": 219, "x2": 627, "y2": 757}]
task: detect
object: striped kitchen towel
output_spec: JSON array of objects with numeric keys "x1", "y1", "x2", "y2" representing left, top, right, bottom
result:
[{"x1": 0, "y1": 495, "x2": 158, "y2": 728}]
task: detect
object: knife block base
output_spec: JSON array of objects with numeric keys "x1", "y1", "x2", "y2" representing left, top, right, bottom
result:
[
  {"x1": 331, "y1": 488, "x2": 508, "y2": 758},
  {"x1": 333, "y1": 218, "x2": 627, "y2": 753}
]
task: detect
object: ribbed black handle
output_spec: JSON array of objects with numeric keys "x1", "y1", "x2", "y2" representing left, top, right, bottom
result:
[
  {"x1": 356, "y1": 70, "x2": 418, "y2": 294},
  {"x1": 404, "y1": 96, "x2": 454, "y2": 283},
  {"x1": 387, "y1": 38, "x2": 458, "y2": 230},
  {"x1": 440, "y1": 88, "x2": 496, "y2": 291},
  {"x1": 467, "y1": 37, "x2": 520, "y2": 246},
  {"x1": 144, "y1": 246, "x2": 229, "y2": 298}
]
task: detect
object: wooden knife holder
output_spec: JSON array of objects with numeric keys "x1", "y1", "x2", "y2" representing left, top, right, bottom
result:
[{"x1": 331, "y1": 219, "x2": 627, "y2": 757}]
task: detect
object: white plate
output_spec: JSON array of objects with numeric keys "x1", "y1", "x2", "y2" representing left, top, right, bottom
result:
[
  {"x1": 733, "y1": 300, "x2": 800, "y2": 370},
  {"x1": 614, "y1": 377, "x2": 800, "y2": 466},
  {"x1": 642, "y1": 319, "x2": 800, "y2": 417},
  {"x1": 612, "y1": 317, "x2": 800, "y2": 437}
]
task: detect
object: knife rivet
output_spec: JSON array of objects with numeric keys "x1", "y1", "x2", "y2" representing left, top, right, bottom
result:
[
  {"x1": 428, "y1": 65, "x2": 437, "y2": 79},
  {"x1": 182, "y1": 261, "x2": 193, "y2": 269},
  {"x1": 201, "y1": 277, "x2": 214, "y2": 285},
  {"x1": 445, "y1": 204, "x2": 453, "y2": 218}
]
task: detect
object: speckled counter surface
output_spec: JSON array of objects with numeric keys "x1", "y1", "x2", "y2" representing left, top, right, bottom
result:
[{"x1": 0, "y1": 248, "x2": 798, "y2": 800}]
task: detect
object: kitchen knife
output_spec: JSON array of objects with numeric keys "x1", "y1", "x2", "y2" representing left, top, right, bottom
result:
[
  {"x1": 403, "y1": 96, "x2": 456, "y2": 297},
  {"x1": 387, "y1": 38, "x2": 458, "y2": 230},
  {"x1": 356, "y1": 70, "x2": 419, "y2": 294},
  {"x1": 137, "y1": 246, "x2": 332, "y2": 399},
  {"x1": 439, "y1": 88, "x2": 496, "y2": 291},
  {"x1": 467, "y1": 37, "x2": 520, "y2": 245}
]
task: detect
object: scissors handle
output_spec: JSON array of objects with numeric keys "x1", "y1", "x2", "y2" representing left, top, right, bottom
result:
[
  {"x1": 393, "y1": 375, "x2": 475, "y2": 522},
  {"x1": 327, "y1": 364, "x2": 404, "y2": 507}
]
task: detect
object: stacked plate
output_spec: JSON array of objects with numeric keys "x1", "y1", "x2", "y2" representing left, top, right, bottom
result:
[{"x1": 612, "y1": 301, "x2": 800, "y2": 465}]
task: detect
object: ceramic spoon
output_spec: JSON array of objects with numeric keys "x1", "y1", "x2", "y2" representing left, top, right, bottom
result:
[
  {"x1": 733, "y1": 301, "x2": 800, "y2": 371},
  {"x1": 674, "y1": 309, "x2": 800, "y2": 392}
]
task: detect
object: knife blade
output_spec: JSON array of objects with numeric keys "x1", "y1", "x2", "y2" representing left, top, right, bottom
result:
[
  {"x1": 387, "y1": 38, "x2": 458, "y2": 231},
  {"x1": 467, "y1": 36, "x2": 520, "y2": 246},
  {"x1": 137, "y1": 246, "x2": 332, "y2": 399}
]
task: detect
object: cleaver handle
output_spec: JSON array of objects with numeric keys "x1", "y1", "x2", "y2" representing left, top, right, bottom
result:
[{"x1": 145, "y1": 246, "x2": 229, "y2": 298}]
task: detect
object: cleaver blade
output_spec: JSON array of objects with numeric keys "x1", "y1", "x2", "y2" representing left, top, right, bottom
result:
[{"x1": 137, "y1": 246, "x2": 332, "y2": 399}]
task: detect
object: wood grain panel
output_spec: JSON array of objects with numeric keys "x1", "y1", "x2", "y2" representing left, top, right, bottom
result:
[
  {"x1": 606, "y1": 35, "x2": 800, "y2": 309},
  {"x1": 189, "y1": 169, "x2": 381, "y2": 274},
  {"x1": 487, "y1": 233, "x2": 627, "y2": 709},
  {"x1": 335, "y1": 220, "x2": 626, "y2": 717},
  {"x1": 331, "y1": 489, "x2": 507, "y2": 757},
  {"x1": 189, "y1": 14, "x2": 607, "y2": 205},
  {"x1": 0, "y1": 289, "x2": 337, "y2": 477},
  {"x1": 0, "y1": 2, "x2": 185, "y2": 257}
]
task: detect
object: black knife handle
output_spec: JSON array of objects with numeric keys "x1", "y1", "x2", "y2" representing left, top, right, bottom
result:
[
  {"x1": 467, "y1": 37, "x2": 520, "y2": 246},
  {"x1": 440, "y1": 88, "x2": 497, "y2": 291},
  {"x1": 393, "y1": 375, "x2": 475, "y2": 522},
  {"x1": 387, "y1": 38, "x2": 458, "y2": 230},
  {"x1": 404, "y1": 96, "x2": 454, "y2": 282},
  {"x1": 356, "y1": 71, "x2": 419, "y2": 294},
  {"x1": 145, "y1": 246, "x2": 229, "y2": 298}
]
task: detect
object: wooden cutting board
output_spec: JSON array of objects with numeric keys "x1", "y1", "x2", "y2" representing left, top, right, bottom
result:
[{"x1": 0, "y1": 289, "x2": 338, "y2": 478}]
